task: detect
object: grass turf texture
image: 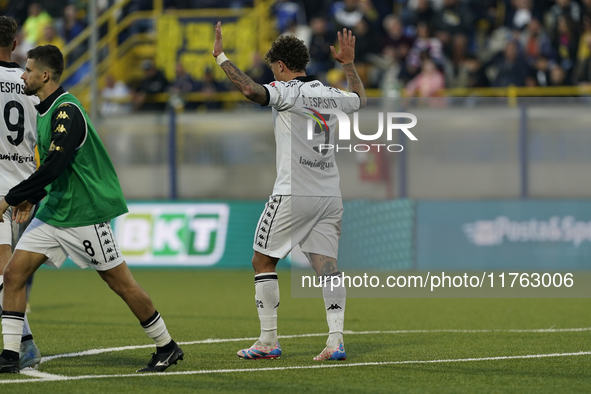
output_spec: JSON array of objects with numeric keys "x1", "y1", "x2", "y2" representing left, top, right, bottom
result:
[{"x1": 1, "y1": 269, "x2": 590, "y2": 393}]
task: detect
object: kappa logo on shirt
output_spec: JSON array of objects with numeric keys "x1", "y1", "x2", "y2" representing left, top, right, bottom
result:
[
  {"x1": 56, "y1": 111, "x2": 69, "y2": 120},
  {"x1": 54, "y1": 124, "x2": 67, "y2": 133}
]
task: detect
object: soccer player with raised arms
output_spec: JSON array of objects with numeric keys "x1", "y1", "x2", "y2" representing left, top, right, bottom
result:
[
  {"x1": 213, "y1": 22, "x2": 366, "y2": 360},
  {"x1": 0, "y1": 45, "x2": 183, "y2": 373},
  {"x1": 0, "y1": 15, "x2": 41, "y2": 370}
]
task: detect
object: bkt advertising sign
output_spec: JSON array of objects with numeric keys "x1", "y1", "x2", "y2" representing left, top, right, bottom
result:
[{"x1": 113, "y1": 203, "x2": 230, "y2": 266}]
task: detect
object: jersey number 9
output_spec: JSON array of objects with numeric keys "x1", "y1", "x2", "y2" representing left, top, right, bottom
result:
[{"x1": 4, "y1": 100, "x2": 25, "y2": 147}]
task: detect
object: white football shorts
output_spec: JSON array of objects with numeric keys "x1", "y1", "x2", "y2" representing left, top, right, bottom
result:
[
  {"x1": 16, "y1": 218, "x2": 125, "y2": 271},
  {"x1": 0, "y1": 207, "x2": 35, "y2": 248},
  {"x1": 253, "y1": 195, "x2": 343, "y2": 260},
  {"x1": 0, "y1": 208, "x2": 14, "y2": 246}
]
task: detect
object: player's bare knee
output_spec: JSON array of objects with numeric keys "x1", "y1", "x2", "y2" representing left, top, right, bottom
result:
[
  {"x1": 252, "y1": 252, "x2": 277, "y2": 274},
  {"x1": 2, "y1": 263, "x2": 28, "y2": 290},
  {"x1": 250, "y1": 254, "x2": 261, "y2": 272}
]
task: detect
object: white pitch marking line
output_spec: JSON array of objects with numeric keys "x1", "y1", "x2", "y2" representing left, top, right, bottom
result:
[
  {"x1": 1, "y1": 351, "x2": 590, "y2": 385},
  {"x1": 41, "y1": 344, "x2": 156, "y2": 363},
  {"x1": 20, "y1": 369, "x2": 67, "y2": 381},
  {"x1": 39, "y1": 327, "x2": 591, "y2": 364}
]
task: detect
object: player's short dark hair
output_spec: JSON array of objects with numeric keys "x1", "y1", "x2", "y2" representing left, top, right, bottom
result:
[
  {"x1": 27, "y1": 45, "x2": 64, "y2": 82},
  {"x1": 265, "y1": 35, "x2": 309, "y2": 73},
  {"x1": 0, "y1": 16, "x2": 18, "y2": 48}
]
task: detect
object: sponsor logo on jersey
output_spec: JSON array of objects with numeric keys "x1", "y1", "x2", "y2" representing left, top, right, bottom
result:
[
  {"x1": 304, "y1": 107, "x2": 329, "y2": 132},
  {"x1": 299, "y1": 156, "x2": 334, "y2": 170},
  {"x1": 0, "y1": 153, "x2": 34, "y2": 163},
  {"x1": 114, "y1": 203, "x2": 230, "y2": 266},
  {"x1": 56, "y1": 111, "x2": 70, "y2": 120},
  {"x1": 54, "y1": 124, "x2": 67, "y2": 133},
  {"x1": 303, "y1": 107, "x2": 332, "y2": 155}
]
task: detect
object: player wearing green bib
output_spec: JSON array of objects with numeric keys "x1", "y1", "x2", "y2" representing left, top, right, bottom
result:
[
  {"x1": 0, "y1": 45, "x2": 183, "y2": 374},
  {"x1": 34, "y1": 91, "x2": 128, "y2": 227}
]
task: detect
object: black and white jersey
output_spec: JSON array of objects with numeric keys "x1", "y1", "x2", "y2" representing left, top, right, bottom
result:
[
  {"x1": 263, "y1": 76, "x2": 360, "y2": 197},
  {"x1": 0, "y1": 60, "x2": 38, "y2": 196}
]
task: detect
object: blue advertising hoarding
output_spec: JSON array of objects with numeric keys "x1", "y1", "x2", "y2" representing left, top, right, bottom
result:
[{"x1": 416, "y1": 200, "x2": 591, "y2": 271}]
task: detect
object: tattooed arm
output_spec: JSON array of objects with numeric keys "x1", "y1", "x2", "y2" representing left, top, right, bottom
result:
[
  {"x1": 213, "y1": 21, "x2": 268, "y2": 105},
  {"x1": 220, "y1": 61, "x2": 268, "y2": 105},
  {"x1": 342, "y1": 63, "x2": 367, "y2": 108},
  {"x1": 331, "y1": 28, "x2": 367, "y2": 109}
]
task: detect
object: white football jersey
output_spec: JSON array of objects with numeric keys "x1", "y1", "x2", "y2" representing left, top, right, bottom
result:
[
  {"x1": 0, "y1": 61, "x2": 38, "y2": 196},
  {"x1": 264, "y1": 76, "x2": 360, "y2": 196}
]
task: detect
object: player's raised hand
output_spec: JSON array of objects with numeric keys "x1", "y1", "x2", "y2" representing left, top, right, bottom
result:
[
  {"x1": 12, "y1": 200, "x2": 33, "y2": 224},
  {"x1": 213, "y1": 21, "x2": 224, "y2": 58},
  {"x1": 331, "y1": 28, "x2": 356, "y2": 65}
]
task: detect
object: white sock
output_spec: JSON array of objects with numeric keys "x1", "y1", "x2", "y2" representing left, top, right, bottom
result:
[
  {"x1": 141, "y1": 311, "x2": 172, "y2": 348},
  {"x1": 254, "y1": 273, "x2": 279, "y2": 346},
  {"x1": 0, "y1": 274, "x2": 33, "y2": 341},
  {"x1": 322, "y1": 273, "x2": 346, "y2": 348},
  {"x1": 2, "y1": 311, "x2": 24, "y2": 353}
]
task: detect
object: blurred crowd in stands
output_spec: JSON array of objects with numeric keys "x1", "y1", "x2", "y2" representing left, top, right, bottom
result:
[
  {"x1": 4, "y1": 0, "x2": 591, "y2": 112},
  {"x1": 274, "y1": 0, "x2": 591, "y2": 97},
  {"x1": 1, "y1": 2, "x2": 86, "y2": 66}
]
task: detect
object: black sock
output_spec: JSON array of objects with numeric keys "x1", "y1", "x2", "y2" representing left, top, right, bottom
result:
[
  {"x1": 140, "y1": 310, "x2": 159, "y2": 328},
  {"x1": 157, "y1": 340, "x2": 176, "y2": 354},
  {"x1": 21, "y1": 334, "x2": 33, "y2": 343},
  {"x1": 0, "y1": 350, "x2": 18, "y2": 361}
]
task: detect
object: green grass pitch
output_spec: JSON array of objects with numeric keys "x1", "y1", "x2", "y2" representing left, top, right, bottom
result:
[{"x1": 1, "y1": 269, "x2": 590, "y2": 393}]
